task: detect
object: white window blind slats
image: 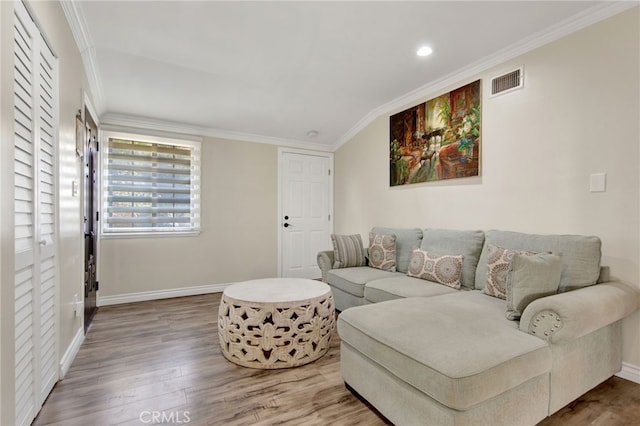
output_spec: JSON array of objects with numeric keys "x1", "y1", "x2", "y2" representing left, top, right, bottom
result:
[
  {"x1": 108, "y1": 140, "x2": 191, "y2": 155},
  {"x1": 103, "y1": 137, "x2": 201, "y2": 234},
  {"x1": 107, "y1": 174, "x2": 191, "y2": 186},
  {"x1": 106, "y1": 184, "x2": 191, "y2": 194}
]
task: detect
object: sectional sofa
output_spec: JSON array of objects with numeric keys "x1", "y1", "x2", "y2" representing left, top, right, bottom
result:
[{"x1": 317, "y1": 227, "x2": 638, "y2": 425}]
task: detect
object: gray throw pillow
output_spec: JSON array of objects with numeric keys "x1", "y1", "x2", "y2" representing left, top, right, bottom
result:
[
  {"x1": 331, "y1": 234, "x2": 367, "y2": 268},
  {"x1": 506, "y1": 253, "x2": 563, "y2": 320}
]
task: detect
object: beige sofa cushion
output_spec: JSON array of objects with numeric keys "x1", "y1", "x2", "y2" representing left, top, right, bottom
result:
[
  {"x1": 475, "y1": 230, "x2": 601, "y2": 292},
  {"x1": 364, "y1": 276, "x2": 458, "y2": 303},
  {"x1": 327, "y1": 267, "x2": 399, "y2": 298},
  {"x1": 338, "y1": 291, "x2": 551, "y2": 410},
  {"x1": 420, "y1": 228, "x2": 485, "y2": 289}
]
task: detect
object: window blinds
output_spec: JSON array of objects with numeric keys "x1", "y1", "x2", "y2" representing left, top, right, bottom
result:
[{"x1": 103, "y1": 137, "x2": 201, "y2": 234}]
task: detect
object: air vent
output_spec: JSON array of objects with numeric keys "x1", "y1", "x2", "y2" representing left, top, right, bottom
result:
[{"x1": 490, "y1": 67, "x2": 523, "y2": 97}]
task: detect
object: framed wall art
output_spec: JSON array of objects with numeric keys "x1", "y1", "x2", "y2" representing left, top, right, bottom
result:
[{"x1": 390, "y1": 79, "x2": 481, "y2": 186}]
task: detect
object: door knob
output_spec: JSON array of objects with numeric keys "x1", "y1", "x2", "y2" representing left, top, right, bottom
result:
[
  {"x1": 284, "y1": 223, "x2": 293, "y2": 228},
  {"x1": 284, "y1": 215, "x2": 289, "y2": 220}
]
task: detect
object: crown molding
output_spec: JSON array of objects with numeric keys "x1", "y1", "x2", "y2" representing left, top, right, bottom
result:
[
  {"x1": 61, "y1": 0, "x2": 636, "y2": 153},
  {"x1": 100, "y1": 113, "x2": 334, "y2": 152},
  {"x1": 332, "y1": 1, "x2": 638, "y2": 151},
  {"x1": 60, "y1": 0, "x2": 105, "y2": 114}
]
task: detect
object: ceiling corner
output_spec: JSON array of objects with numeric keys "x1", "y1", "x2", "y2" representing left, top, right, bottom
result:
[
  {"x1": 60, "y1": 0, "x2": 105, "y2": 114},
  {"x1": 332, "y1": 0, "x2": 637, "y2": 153}
]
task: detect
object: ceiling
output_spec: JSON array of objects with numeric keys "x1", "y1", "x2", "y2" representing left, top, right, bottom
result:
[{"x1": 69, "y1": 1, "x2": 624, "y2": 149}]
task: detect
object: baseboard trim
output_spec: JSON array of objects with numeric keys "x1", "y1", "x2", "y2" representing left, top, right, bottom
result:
[
  {"x1": 60, "y1": 326, "x2": 84, "y2": 378},
  {"x1": 97, "y1": 283, "x2": 229, "y2": 306},
  {"x1": 616, "y1": 362, "x2": 640, "y2": 384}
]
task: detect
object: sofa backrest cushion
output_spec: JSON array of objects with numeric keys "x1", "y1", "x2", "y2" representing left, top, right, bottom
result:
[
  {"x1": 371, "y1": 227, "x2": 423, "y2": 273},
  {"x1": 420, "y1": 228, "x2": 485, "y2": 290},
  {"x1": 475, "y1": 230, "x2": 601, "y2": 293}
]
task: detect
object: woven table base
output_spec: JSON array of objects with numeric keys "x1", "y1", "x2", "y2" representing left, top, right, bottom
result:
[{"x1": 218, "y1": 279, "x2": 335, "y2": 369}]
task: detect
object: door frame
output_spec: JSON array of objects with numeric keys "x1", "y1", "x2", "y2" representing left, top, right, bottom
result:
[
  {"x1": 81, "y1": 91, "x2": 100, "y2": 318},
  {"x1": 277, "y1": 147, "x2": 334, "y2": 278}
]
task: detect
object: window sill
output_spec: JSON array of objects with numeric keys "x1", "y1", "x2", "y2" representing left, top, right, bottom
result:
[{"x1": 100, "y1": 230, "x2": 201, "y2": 240}]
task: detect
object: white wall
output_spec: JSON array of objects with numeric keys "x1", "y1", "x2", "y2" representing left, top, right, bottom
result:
[
  {"x1": 99, "y1": 137, "x2": 278, "y2": 299},
  {"x1": 0, "y1": 1, "x2": 89, "y2": 423},
  {"x1": 334, "y1": 9, "x2": 640, "y2": 366}
]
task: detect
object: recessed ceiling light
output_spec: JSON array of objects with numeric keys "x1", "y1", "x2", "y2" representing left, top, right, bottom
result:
[
  {"x1": 306, "y1": 130, "x2": 319, "y2": 138},
  {"x1": 417, "y1": 46, "x2": 433, "y2": 57}
]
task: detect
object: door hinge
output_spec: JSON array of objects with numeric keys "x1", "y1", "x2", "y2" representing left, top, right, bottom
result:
[
  {"x1": 96, "y1": 281, "x2": 99, "y2": 291},
  {"x1": 328, "y1": 214, "x2": 331, "y2": 221},
  {"x1": 96, "y1": 141, "x2": 99, "y2": 151},
  {"x1": 328, "y1": 169, "x2": 331, "y2": 176},
  {"x1": 96, "y1": 211, "x2": 100, "y2": 222}
]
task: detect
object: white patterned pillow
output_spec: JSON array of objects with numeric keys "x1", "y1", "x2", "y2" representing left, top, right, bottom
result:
[
  {"x1": 482, "y1": 244, "x2": 537, "y2": 299},
  {"x1": 331, "y1": 234, "x2": 367, "y2": 268},
  {"x1": 368, "y1": 233, "x2": 397, "y2": 272},
  {"x1": 407, "y1": 249, "x2": 464, "y2": 289}
]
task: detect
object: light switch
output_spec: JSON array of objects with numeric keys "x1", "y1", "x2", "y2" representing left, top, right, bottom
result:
[{"x1": 590, "y1": 173, "x2": 606, "y2": 192}]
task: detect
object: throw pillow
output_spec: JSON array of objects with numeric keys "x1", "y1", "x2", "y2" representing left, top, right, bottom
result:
[
  {"x1": 506, "y1": 253, "x2": 562, "y2": 320},
  {"x1": 368, "y1": 233, "x2": 397, "y2": 272},
  {"x1": 482, "y1": 245, "x2": 537, "y2": 299},
  {"x1": 407, "y1": 249, "x2": 464, "y2": 289},
  {"x1": 331, "y1": 234, "x2": 367, "y2": 268}
]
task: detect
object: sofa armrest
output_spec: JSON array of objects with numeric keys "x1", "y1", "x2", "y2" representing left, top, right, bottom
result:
[
  {"x1": 519, "y1": 281, "x2": 638, "y2": 343},
  {"x1": 317, "y1": 250, "x2": 335, "y2": 282}
]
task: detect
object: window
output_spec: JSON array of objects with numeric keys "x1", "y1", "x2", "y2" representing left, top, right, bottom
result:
[{"x1": 102, "y1": 131, "x2": 201, "y2": 236}]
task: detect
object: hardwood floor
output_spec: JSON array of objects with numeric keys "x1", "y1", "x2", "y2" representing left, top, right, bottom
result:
[{"x1": 34, "y1": 293, "x2": 639, "y2": 426}]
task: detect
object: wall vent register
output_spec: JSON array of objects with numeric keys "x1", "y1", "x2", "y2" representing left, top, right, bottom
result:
[{"x1": 490, "y1": 67, "x2": 524, "y2": 97}]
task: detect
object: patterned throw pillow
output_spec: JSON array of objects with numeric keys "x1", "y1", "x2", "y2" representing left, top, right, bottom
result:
[
  {"x1": 482, "y1": 244, "x2": 537, "y2": 299},
  {"x1": 407, "y1": 249, "x2": 464, "y2": 289},
  {"x1": 331, "y1": 234, "x2": 367, "y2": 268},
  {"x1": 368, "y1": 233, "x2": 397, "y2": 272}
]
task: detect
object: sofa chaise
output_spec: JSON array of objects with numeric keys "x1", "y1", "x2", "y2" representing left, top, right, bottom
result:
[{"x1": 317, "y1": 227, "x2": 638, "y2": 425}]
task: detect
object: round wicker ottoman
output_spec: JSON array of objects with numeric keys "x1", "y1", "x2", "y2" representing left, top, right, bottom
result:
[{"x1": 218, "y1": 278, "x2": 335, "y2": 369}]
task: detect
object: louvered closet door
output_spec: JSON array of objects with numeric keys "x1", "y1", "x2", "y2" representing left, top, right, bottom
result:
[
  {"x1": 13, "y1": 2, "x2": 59, "y2": 425},
  {"x1": 36, "y1": 24, "x2": 59, "y2": 408}
]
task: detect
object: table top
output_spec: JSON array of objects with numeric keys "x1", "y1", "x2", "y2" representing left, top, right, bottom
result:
[{"x1": 223, "y1": 278, "x2": 330, "y2": 303}]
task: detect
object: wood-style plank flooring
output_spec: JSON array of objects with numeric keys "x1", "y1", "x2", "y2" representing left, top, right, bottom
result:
[{"x1": 33, "y1": 293, "x2": 639, "y2": 426}]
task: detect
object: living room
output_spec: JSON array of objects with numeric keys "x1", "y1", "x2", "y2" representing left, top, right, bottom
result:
[{"x1": 1, "y1": 1, "x2": 639, "y2": 425}]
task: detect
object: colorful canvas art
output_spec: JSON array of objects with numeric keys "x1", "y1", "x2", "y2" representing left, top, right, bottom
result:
[{"x1": 390, "y1": 80, "x2": 481, "y2": 186}]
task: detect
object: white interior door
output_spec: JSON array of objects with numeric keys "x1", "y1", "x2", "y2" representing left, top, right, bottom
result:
[
  {"x1": 13, "y1": 3, "x2": 59, "y2": 425},
  {"x1": 279, "y1": 150, "x2": 333, "y2": 279}
]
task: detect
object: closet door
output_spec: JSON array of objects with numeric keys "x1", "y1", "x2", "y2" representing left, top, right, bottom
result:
[
  {"x1": 13, "y1": 2, "x2": 59, "y2": 425},
  {"x1": 35, "y1": 21, "x2": 59, "y2": 408}
]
